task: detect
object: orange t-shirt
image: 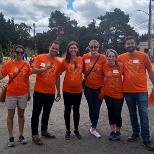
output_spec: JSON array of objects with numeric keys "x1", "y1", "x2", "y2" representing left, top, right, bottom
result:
[
  {"x1": 1, "y1": 60, "x2": 32, "y2": 96},
  {"x1": 32, "y1": 54, "x2": 61, "y2": 94},
  {"x1": 60, "y1": 56, "x2": 83, "y2": 93},
  {"x1": 103, "y1": 62, "x2": 124, "y2": 99},
  {"x1": 82, "y1": 54, "x2": 107, "y2": 89},
  {"x1": 118, "y1": 51, "x2": 152, "y2": 92}
]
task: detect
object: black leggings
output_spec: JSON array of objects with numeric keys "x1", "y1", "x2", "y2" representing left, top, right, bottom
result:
[
  {"x1": 63, "y1": 91, "x2": 82, "y2": 131},
  {"x1": 104, "y1": 95, "x2": 124, "y2": 127}
]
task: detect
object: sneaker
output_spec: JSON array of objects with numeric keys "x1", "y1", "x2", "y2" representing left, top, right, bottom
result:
[
  {"x1": 127, "y1": 134, "x2": 140, "y2": 142},
  {"x1": 109, "y1": 131, "x2": 116, "y2": 140},
  {"x1": 90, "y1": 128, "x2": 101, "y2": 139},
  {"x1": 19, "y1": 135, "x2": 27, "y2": 144},
  {"x1": 7, "y1": 137, "x2": 15, "y2": 147},
  {"x1": 65, "y1": 130, "x2": 71, "y2": 140},
  {"x1": 32, "y1": 137, "x2": 43, "y2": 146},
  {"x1": 143, "y1": 140, "x2": 154, "y2": 151},
  {"x1": 115, "y1": 131, "x2": 122, "y2": 141},
  {"x1": 41, "y1": 132, "x2": 55, "y2": 139},
  {"x1": 74, "y1": 130, "x2": 82, "y2": 139}
]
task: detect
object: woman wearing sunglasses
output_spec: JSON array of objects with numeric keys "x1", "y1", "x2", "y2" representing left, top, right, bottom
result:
[
  {"x1": 60, "y1": 41, "x2": 83, "y2": 140},
  {"x1": 82, "y1": 40, "x2": 107, "y2": 138},
  {"x1": 0, "y1": 45, "x2": 32, "y2": 147}
]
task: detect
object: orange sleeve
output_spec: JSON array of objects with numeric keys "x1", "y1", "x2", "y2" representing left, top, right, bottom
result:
[
  {"x1": 0, "y1": 60, "x2": 11, "y2": 77},
  {"x1": 82, "y1": 55, "x2": 86, "y2": 74},
  {"x1": 59, "y1": 58, "x2": 66, "y2": 75},
  {"x1": 55, "y1": 58, "x2": 62, "y2": 76},
  {"x1": 144, "y1": 52, "x2": 152, "y2": 70}
]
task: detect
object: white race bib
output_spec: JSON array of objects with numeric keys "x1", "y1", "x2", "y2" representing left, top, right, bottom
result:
[
  {"x1": 133, "y1": 60, "x2": 139, "y2": 63},
  {"x1": 113, "y1": 70, "x2": 119, "y2": 74},
  {"x1": 40, "y1": 63, "x2": 45, "y2": 67},
  {"x1": 85, "y1": 59, "x2": 90, "y2": 63}
]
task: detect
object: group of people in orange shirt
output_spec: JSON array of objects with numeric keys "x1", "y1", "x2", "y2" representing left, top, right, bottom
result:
[{"x1": 0, "y1": 36, "x2": 154, "y2": 151}]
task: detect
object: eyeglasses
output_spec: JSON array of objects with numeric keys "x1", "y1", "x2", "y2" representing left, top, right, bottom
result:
[
  {"x1": 74, "y1": 61, "x2": 78, "y2": 69},
  {"x1": 15, "y1": 51, "x2": 24, "y2": 54},
  {"x1": 89, "y1": 46, "x2": 98, "y2": 49}
]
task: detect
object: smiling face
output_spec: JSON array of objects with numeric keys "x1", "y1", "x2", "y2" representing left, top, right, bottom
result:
[
  {"x1": 69, "y1": 44, "x2": 78, "y2": 56},
  {"x1": 88, "y1": 40, "x2": 99, "y2": 56},
  {"x1": 106, "y1": 52, "x2": 116, "y2": 66},
  {"x1": 125, "y1": 39, "x2": 136, "y2": 53},
  {"x1": 14, "y1": 47, "x2": 24, "y2": 61},
  {"x1": 48, "y1": 43, "x2": 59, "y2": 57}
]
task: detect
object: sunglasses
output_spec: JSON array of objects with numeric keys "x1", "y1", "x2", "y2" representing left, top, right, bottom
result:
[
  {"x1": 15, "y1": 51, "x2": 24, "y2": 54},
  {"x1": 89, "y1": 46, "x2": 98, "y2": 49},
  {"x1": 74, "y1": 61, "x2": 78, "y2": 69}
]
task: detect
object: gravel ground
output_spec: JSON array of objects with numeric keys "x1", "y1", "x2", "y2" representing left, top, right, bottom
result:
[{"x1": 0, "y1": 65, "x2": 154, "y2": 154}]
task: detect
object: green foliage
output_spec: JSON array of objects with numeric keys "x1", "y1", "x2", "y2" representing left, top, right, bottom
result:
[
  {"x1": 0, "y1": 9, "x2": 142, "y2": 56},
  {"x1": 97, "y1": 8, "x2": 139, "y2": 54},
  {"x1": 0, "y1": 44, "x2": 3, "y2": 60},
  {"x1": 139, "y1": 34, "x2": 148, "y2": 42},
  {"x1": 0, "y1": 12, "x2": 32, "y2": 52}
]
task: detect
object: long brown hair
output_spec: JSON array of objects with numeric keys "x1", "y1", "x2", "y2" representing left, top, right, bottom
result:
[
  {"x1": 65, "y1": 41, "x2": 79, "y2": 63},
  {"x1": 105, "y1": 49, "x2": 120, "y2": 70}
]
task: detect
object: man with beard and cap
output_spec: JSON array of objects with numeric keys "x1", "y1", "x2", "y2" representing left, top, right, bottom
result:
[{"x1": 118, "y1": 36, "x2": 154, "y2": 151}]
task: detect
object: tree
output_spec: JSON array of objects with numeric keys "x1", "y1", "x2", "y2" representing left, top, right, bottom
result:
[
  {"x1": 0, "y1": 12, "x2": 7, "y2": 49},
  {"x1": 97, "y1": 8, "x2": 139, "y2": 54},
  {"x1": 0, "y1": 12, "x2": 32, "y2": 53},
  {"x1": 139, "y1": 34, "x2": 148, "y2": 42},
  {"x1": 49, "y1": 10, "x2": 78, "y2": 39},
  {"x1": 48, "y1": 10, "x2": 79, "y2": 56},
  {"x1": 35, "y1": 31, "x2": 55, "y2": 54},
  {"x1": 15, "y1": 23, "x2": 31, "y2": 47}
]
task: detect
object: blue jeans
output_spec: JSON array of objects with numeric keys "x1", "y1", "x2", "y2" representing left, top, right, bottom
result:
[
  {"x1": 124, "y1": 92, "x2": 150, "y2": 141},
  {"x1": 84, "y1": 86, "x2": 102, "y2": 128},
  {"x1": 31, "y1": 91, "x2": 55, "y2": 137}
]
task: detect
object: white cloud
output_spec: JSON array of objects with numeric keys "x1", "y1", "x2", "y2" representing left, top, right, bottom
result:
[{"x1": 0, "y1": 0, "x2": 152, "y2": 35}]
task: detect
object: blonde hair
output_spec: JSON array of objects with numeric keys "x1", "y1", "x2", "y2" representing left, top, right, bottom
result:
[
  {"x1": 105, "y1": 49, "x2": 120, "y2": 70},
  {"x1": 89, "y1": 40, "x2": 99, "y2": 46}
]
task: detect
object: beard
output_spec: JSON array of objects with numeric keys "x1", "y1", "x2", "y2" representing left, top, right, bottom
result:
[{"x1": 125, "y1": 46, "x2": 136, "y2": 53}]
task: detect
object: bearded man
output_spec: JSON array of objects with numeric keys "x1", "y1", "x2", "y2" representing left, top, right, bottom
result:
[{"x1": 118, "y1": 36, "x2": 154, "y2": 151}]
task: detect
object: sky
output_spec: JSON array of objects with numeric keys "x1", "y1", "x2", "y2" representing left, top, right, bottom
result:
[{"x1": 0, "y1": 0, "x2": 154, "y2": 36}]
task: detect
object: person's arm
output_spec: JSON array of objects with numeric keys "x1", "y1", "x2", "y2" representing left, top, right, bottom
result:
[
  {"x1": 147, "y1": 69, "x2": 154, "y2": 91},
  {"x1": 56, "y1": 76, "x2": 61, "y2": 98},
  {"x1": 32, "y1": 63, "x2": 52, "y2": 74}
]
